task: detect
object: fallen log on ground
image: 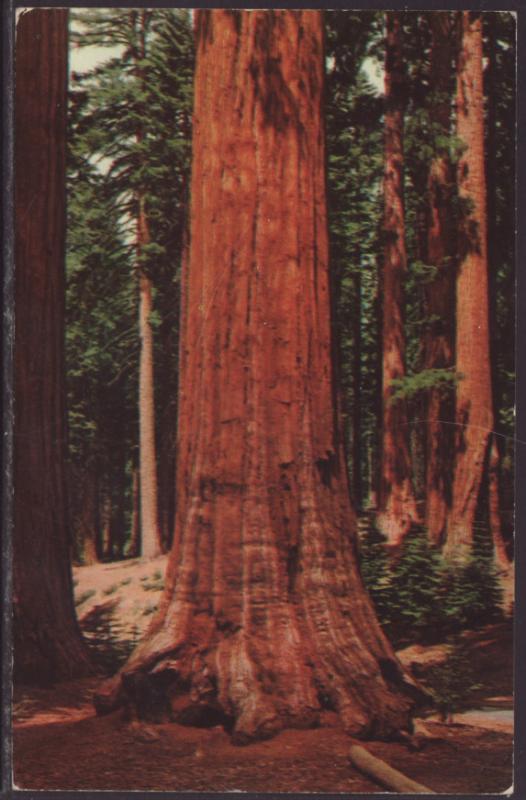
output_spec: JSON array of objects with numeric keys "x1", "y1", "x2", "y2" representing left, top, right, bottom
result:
[{"x1": 349, "y1": 744, "x2": 435, "y2": 793}]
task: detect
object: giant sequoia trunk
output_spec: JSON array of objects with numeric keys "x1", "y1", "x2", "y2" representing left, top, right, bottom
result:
[
  {"x1": 377, "y1": 13, "x2": 419, "y2": 544},
  {"x1": 423, "y1": 13, "x2": 456, "y2": 545},
  {"x1": 95, "y1": 9, "x2": 420, "y2": 743},
  {"x1": 445, "y1": 12, "x2": 498, "y2": 559},
  {"x1": 14, "y1": 9, "x2": 92, "y2": 682}
]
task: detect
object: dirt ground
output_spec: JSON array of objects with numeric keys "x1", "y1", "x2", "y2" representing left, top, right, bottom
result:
[
  {"x1": 11, "y1": 557, "x2": 514, "y2": 794},
  {"x1": 12, "y1": 690, "x2": 513, "y2": 793}
]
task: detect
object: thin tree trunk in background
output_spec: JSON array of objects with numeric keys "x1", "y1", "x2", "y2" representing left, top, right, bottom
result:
[
  {"x1": 377, "y1": 12, "x2": 419, "y2": 544},
  {"x1": 129, "y1": 466, "x2": 140, "y2": 557},
  {"x1": 138, "y1": 226, "x2": 162, "y2": 558},
  {"x1": 100, "y1": 492, "x2": 113, "y2": 560},
  {"x1": 445, "y1": 12, "x2": 496, "y2": 559},
  {"x1": 111, "y1": 440, "x2": 127, "y2": 559},
  {"x1": 79, "y1": 463, "x2": 100, "y2": 565},
  {"x1": 423, "y1": 13, "x2": 456, "y2": 545},
  {"x1": 14, "y1": 8, "x2": 92, "y2": 682},
  {"x1": 95, "y1": 9, "x2": 420, "y2": 742},
  {"x1": 136, "y1": 10, "x2": 162, "y2": 559}
]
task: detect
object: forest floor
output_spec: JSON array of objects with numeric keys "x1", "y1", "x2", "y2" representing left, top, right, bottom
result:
[{"x1": 12, "y1": 556, "x2": 514, "y2": 793}]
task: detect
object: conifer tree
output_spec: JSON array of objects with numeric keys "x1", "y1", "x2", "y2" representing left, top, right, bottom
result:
[
  {"x1": 68, "y1": 9, "x2": 193, "y2": 558},
  {"x1": 445, "y1": 12, "x2": 497, "y2": 560},
  {"x1": 421, "y1": 13, "x2": 456, "y2": 545},
  {"x1": 377, "y1": 12, "x2": 419, "y2": 544},
  {"x1": 14, "y1": 8, "x2": 92, "y2": 680},
  {"x1": 95, "y1": 9, "x2": 421, "y2": 743}
]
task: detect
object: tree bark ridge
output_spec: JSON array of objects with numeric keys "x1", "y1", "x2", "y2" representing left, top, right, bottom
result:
[{"x1": 95, "y1": 9, "x2": 421, "y2": 743}]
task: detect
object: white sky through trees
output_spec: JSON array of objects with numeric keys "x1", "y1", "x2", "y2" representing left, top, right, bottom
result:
[{"x1": 16, "y1": 8, "x2": 385, "y2": 93}]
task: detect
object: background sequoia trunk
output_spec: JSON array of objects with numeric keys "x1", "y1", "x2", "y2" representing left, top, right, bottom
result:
[
  {"x1": 445, "y1": 13, "x2": 496, "y2": 559},
  {"x1": 423, "y1": 13, "x2": 456, "y2": 545},
  {"x1": 95, "y1": 9, "x2": 420, "y2": 743},
  {"x1": 14, "y1": 9, "x2": 92, "y2": 682},
  {"x1": 377, "y1": 13, "x2": 419, "y2": 544}
]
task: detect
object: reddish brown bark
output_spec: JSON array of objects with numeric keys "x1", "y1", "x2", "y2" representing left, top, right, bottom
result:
[
  {"x1": 423, "y1": 13, "x2": 456, "y2": 545},
  {"x1": 95, "y1": 10, "x2": 420, "y2": 742},
  {"x1": 445, "y1": 13, "x2": 497, "y2": 559},
  {"x1": 14, "y1": 9, "x2": 92, "y2": 682},
  {"x1": 377, "y1": 13, "x2": 419, "y2": 544}
]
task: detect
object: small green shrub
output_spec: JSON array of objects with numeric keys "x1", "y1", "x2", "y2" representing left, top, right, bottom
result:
[
  {"x1": 359, "y1": 519, "x2": 504, "y2": 646},
  {"x1": 120, "y1": 577, "x2": 132, "y2": 586},
  {"x1": 426, "y1": 638, "x2": 482, "y2": 723},
  {"x1": 103, "y1": 584, "x2": 119, "y2": 596}
]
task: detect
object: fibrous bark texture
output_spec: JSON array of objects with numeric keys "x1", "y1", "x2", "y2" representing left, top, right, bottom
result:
[
  {"x1": 14, "y1": 9, "x2": 92, "y2": 682},
  {"x1": 95, "y1": 9, "x2": 420, "y2": 743},
  {"x1": 445, "y1": 13, "x2": 497, "y2": 559},
  {"x1": 423, "y1": 13, "x2": 456, "y2": 545},
  {"x1": 377, "y1": 13, "x2": 419, "y2": 545}
]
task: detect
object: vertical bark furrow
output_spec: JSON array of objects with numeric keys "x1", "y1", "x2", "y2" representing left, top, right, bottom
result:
[
  {"x1": 423, "y1": 14, "x2": 456, "y2": 545},
  {"x1": 446, "y1": 12, "x2": 495, "y2": 557},
  {"x1": 377, "y1": 12, "x2": 419, "y2": 544},
  {"x1": 14, "y1": 9, "x2": 92, "y2": 682}
]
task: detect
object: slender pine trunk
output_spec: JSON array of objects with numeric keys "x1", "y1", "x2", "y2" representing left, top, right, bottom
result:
[{"x1": 135, "y1": 10, "x2": 162, "y2": 559}]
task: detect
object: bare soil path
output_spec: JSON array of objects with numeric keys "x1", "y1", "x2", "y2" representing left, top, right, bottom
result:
[{"x1": 13, "y1": 697, "x2": 513, "y2": 793}]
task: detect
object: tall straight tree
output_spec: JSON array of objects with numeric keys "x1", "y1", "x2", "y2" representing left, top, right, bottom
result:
[
  {"x1": 69, "y1": 9, "x2": 192, "y2": 559},
  {"x1": 14, "y1": 9, "x2": 92, "y2": 681},
  {"x1": 95, "y1": 9, "x2": 420, "y2": 742},
  {"x1": 445, "y1": 12, "x2": 497, "y2": 559},
  {"x1": 135, "y1": 10, "x2": 162, "y2": 559},
  {"x1": 377, "y1": 12, "x2": 419, "y2": 544},
  {"x1": 422, "y1": 13, "x2": 456, "y2": 544}
]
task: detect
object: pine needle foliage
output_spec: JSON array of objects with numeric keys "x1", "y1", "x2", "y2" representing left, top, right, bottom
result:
[
  {"x1": 425, "y1": 637, "x2": 482, "y2": 723},
  {"x1": 66, "y1": 9, "x2": 194, "y2": 559},
  {"x1": 359, "y1": 521, "x2": 504, "y2": 646}
]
